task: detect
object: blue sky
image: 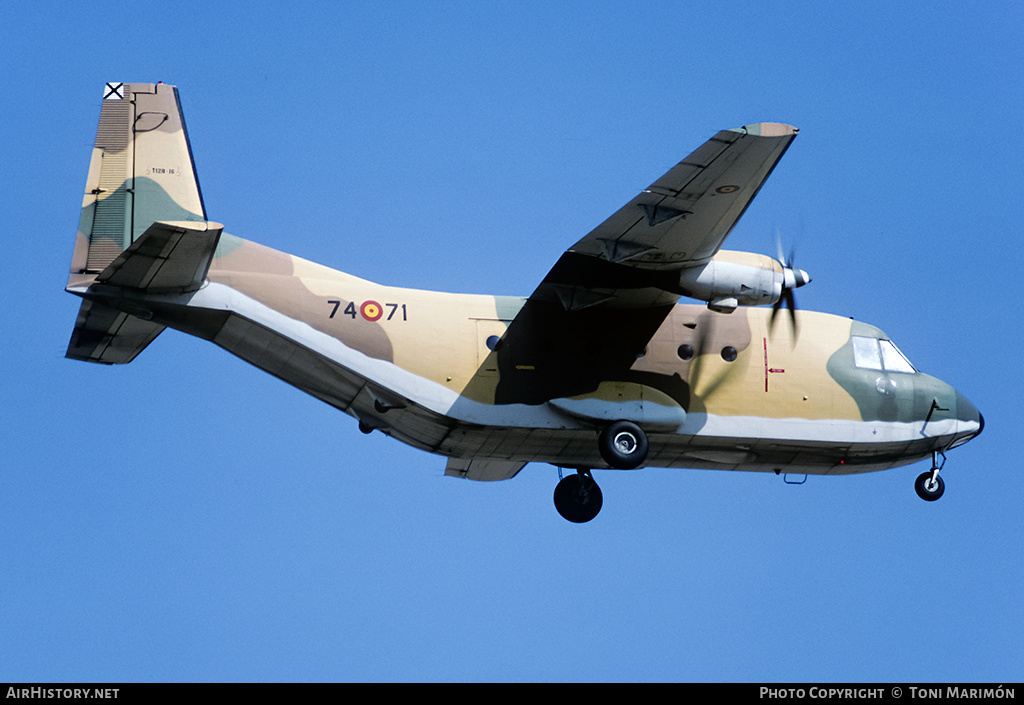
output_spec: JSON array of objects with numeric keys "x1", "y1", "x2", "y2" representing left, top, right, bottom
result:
[{"x1": 2, "y1": 0, "x2": 1021, "y2": 682}]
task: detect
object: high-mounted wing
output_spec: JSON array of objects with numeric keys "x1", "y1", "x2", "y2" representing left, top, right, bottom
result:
[
  {"x1": 536, "y1": 122, "x2": 798, "y2": 311},
  {"x1": 492, "y1": 123, "x2": 797, "y2": 405},
  {"x1": 571, "y1": 123, "x2": 797, "y2": 270}
]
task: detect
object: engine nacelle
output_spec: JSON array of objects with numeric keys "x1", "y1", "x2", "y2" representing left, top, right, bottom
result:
[{"x1": 678, "y1": 250, "x2": 809, "y2": 313}]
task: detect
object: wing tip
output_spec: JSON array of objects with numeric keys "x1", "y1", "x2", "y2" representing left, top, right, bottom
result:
[{"x1": 731, "y1": 122, "x2": 799, "y2": 137}]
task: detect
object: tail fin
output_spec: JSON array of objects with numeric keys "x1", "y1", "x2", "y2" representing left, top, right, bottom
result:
[
  {"x1": 70, "y1": 82, "x2": 207, "y2": 287},
  {"x1": 66, "y1": 83, "x2": 216, "y2": 365}
]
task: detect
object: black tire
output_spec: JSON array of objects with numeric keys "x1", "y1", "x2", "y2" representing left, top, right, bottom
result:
[
  {"x1": 553, "y1": 473, "x2": 603, "y2": 523},
  {"x1": 915, "y1": 471, "x2": 945, "y2": 502},
  {"x1": 598, "y1": 420, "x2": 649, "y2": 469}
]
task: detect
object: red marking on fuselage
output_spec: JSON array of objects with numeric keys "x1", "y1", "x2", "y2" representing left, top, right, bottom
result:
[{"x1": 763, "y1": 337, "x2": 785, "y2": 392}]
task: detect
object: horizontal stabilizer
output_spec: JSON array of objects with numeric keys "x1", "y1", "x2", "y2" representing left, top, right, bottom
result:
[
  {"x1": 65, "y1": 220, "x2": 223, "y2": 364},
  {"x1": 96, "y1": 220, "x2": 223, "y2": 293},
  {"x1": 445, "y1": 457, "x2": 527, "y2": 482},
  {"x1": 65, "y1": 299, "x2": 166, "y2": 365}
]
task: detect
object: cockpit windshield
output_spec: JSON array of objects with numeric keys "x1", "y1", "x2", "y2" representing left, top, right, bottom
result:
[{"x1": 852, "y1": 336, "x2": 916, "y2": 373}]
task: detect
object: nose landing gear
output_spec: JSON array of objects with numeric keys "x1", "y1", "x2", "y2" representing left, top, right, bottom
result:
[{"x1": 915, "y1": 450, "x2": 946, "y2": 502}]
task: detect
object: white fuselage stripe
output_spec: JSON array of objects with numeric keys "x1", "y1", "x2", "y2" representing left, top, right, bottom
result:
[{"x1": 188, "y1": 283, "x2": 972, "y2": 446}]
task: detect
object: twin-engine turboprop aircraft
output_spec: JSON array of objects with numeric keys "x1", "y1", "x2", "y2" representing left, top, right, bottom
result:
[{"x1": 66, "y1": 83, "x2": 983, "y2": 522}]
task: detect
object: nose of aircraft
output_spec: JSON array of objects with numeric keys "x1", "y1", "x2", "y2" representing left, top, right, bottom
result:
[{"x1": 953, "y1": 390, "x2": 984, "y2": 447}]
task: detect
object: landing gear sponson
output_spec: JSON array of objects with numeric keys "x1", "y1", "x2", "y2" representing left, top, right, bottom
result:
[{"x1": 553, "y1": 421, "x2": 651, "y2": 523}]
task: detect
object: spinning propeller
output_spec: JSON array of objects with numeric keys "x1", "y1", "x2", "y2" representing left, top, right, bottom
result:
[
  {"x1": 686, "y1": 229, "x2": 813, "y2": 398},
  {"x1": 769, "y1": 230, "x2": 811, "y2": 337}
]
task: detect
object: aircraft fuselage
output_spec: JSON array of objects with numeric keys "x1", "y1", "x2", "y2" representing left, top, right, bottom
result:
[{"x1": 98, "y1": 232, "x2": 977, "y2": 478}]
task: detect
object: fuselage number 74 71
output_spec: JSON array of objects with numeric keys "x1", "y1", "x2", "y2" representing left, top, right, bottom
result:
[{"x1": 327, "y1": 299, "x2": 408, "y2": 322}]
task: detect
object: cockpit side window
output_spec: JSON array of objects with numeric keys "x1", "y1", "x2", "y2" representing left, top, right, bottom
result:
[
  {"x1": 852, "y1": 336, "x2": 916, "y2": 373},
  {"x1": 852, "y1": 336, "x2": 882, "y2": 370},
  {"x1": 879, "y1": 340, "x2": 916, "y2": 373}
]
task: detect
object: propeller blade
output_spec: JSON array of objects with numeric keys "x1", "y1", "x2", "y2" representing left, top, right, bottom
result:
[
  {"x1": 785, "y1": 288, "x2": 798, "y2": 337},
  {"x1": 769, "y1": 227, "x2": 808, "y2": 341},
  {"x1": 770, "y1": 297, "x2": 783, "y2": 331},
  {"x1": 769, "y1": 274, "x2": 801, "y2": 340},
  {"x1": 687, "y1": 311, "x2": 745, "y2": 400}
]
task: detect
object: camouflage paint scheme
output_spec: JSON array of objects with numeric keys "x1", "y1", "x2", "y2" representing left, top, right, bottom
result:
[{"x1": 66, "y1": 83, "x2": 983, "y2": 487}]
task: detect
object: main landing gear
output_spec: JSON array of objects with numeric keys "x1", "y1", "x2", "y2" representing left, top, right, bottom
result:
[
  {"x1": 915, "y1": 450, "x2": 946, "y2": 502},
  {"x1": 554, "y1": 469, "x2": 603, "y2": 523},
  {"x1": 598, "y1": 420, "x2": 649, "y2": 470},
  {"x1": 552, "y1": 421, "x2": 651, "y2": 523}
]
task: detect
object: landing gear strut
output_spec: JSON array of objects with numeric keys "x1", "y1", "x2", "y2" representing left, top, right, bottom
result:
[
  {"x1": 915, "y1": 450, "x2": 946, "y2": 502},
  {"x1": 553, "y1": 469, "x2": 603, "y2": 523}
]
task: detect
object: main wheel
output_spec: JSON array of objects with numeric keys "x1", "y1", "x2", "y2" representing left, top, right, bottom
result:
[
  {"x1": 553, "y1": 472, "x2": 603, "y2": 523},
  {"x1": 598, "y1": 420, "x2": 649, "y2": 469},
  {"x1": 915, "y1": 471, "x2": 945, "y2": 502}
]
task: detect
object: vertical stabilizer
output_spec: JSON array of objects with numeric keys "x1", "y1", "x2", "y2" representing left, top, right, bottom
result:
[{"x1": 70, "y1": 82, "x2": 207, "y2": 287}]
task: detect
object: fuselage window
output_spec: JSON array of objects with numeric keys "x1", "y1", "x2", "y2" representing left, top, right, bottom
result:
[{"x1": 677, "y1": 344, "x2": 694, "y2": 360}]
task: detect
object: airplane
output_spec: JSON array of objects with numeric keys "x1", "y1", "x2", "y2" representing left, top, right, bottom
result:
[{"x1": 65, "y1": 82, "x2": 983, "y2": 523}]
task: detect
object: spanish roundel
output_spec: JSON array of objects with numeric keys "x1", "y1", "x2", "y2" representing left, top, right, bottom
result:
[{"x1": 360, "y1": 300, "x2": 383, "y2": 321}]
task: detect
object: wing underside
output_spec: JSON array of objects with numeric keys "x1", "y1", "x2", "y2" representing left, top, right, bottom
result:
[
  {"x1": 492, "y1": 123, "x2": 798, "y2": 405},
  {"x1": 566, "y1": 122, "x2": 798, "y2": 271}
]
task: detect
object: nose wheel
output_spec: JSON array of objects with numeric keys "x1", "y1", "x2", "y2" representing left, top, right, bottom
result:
[
  {"x1": 553, "y1": 469, "x2": 603, "y2": 523},
  {"x1": 915, "y1": 471, "x2": 945, "y2": 501},
  {"x1": 915, "y1": 451, "x2": 946, "y2": 502}
]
